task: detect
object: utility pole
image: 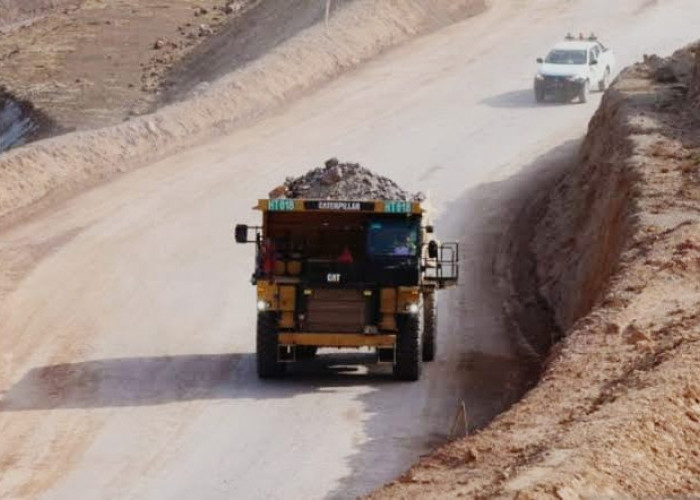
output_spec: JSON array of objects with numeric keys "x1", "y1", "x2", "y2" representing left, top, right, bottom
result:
[{"x1": 325, "y1": 0, "x2": 332, "y2": 30}]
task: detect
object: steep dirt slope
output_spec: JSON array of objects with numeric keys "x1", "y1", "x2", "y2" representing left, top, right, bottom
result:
[
  {"x1": 372, "y1": 43, "x2": 700, "y2": 499},
  {"x1": 161, "y1": 0, "x2": 356, "y2": 102}
]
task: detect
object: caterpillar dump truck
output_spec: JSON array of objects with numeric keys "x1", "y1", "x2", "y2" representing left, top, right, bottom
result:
[{"x1": 235, "y1": 198, "x2": 458, "y2": 381}]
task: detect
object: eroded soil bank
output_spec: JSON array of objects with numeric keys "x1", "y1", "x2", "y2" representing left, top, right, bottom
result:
[{"x1": 372, "y1": 43, "x2": 700, "y2": 499}]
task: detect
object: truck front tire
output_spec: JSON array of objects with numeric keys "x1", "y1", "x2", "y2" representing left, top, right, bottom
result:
[
  {"x1": 394, "y1": 314, "x2": 422, "y2": 381},
  {"x1": 257, "y1": 312, "x2": 285, "y2": 378},
  {"x1": 534, "y1": 86, "x2": 545, "y2": 103},
  {"x1": 422, "y1": 293, "x2": 437, "y2": 362}
]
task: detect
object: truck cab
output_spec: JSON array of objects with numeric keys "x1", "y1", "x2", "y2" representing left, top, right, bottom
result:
[
  {"x1": 236, "y1": 198, "x2": 458, "y2": 381},
  {"x1": 534, "y1": 34, "x2": 616, "y2": 103}
]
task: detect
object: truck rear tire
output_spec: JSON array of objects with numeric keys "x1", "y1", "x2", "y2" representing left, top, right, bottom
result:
[
  {"x1": 422, "y1": 292, "x2": 437, "y2": 362},
  {"x1": 257, "y1": 312, "x2": 285, "y2": 378},
  {"x1": 394, "y1": 314, "x2": 422, "y2": 381}
]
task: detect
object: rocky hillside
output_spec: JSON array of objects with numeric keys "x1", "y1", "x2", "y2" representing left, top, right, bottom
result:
[{"x1": 371, "y1": 41, "x2": 700, "y2": 499}]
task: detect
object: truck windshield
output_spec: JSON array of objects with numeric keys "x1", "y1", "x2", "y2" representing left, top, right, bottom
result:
[
  {"x1": 367, "y1": 219, "x2": 419, "y2": 258},
  {"x1": 545, "y1": 49, "x2": 587, "y2": 65}
]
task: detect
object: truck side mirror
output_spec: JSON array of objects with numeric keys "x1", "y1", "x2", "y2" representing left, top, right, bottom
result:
[
  {"x1": 425, "y1": 225, "x2": 434, "y2": 234},
  {"x1": 428, "y1": 240, "x2": 439, "y2": 259},
  {"x1": 590, "y1": 59, "x2": 598, "y2": 65},
  {"x1": 536, "y1": 57, "x2": 543, "y2": 64},
  {"x1": 235, "y1": 224, "x2": 249, "y2": 243}
]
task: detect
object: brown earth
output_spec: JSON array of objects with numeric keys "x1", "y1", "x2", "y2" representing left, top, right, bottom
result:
[
  {"x1": 370, "y1": 43, "x2": 700, "y2": 499},
  {"x1": 0, "y1": 0, "x2": 256, "y2": 131}
]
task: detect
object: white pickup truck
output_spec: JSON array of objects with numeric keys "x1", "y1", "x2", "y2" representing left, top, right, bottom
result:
[{"x1": 534, "y1": 35, "x2": 616, "y2": 104}]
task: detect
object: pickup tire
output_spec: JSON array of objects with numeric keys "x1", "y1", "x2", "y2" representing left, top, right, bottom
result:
[
  {"x1": 422, "y1": 292, "x2": 437, "y2": 362},
  {"x1": 578, "y1": 80, "x2": 589, "y2": 104},
  {"x1": 598, "y1": 67, "x2": 611, "y2": 92},
  {"x1": 395, "y1": 313, "x2": 422, "y2": 381},
  {"x1": 534, "y1": 83, "x2": 545, "y2": 103},
  {"x1": 257, "y1": 312, "x2": 285, "y2": 378}
]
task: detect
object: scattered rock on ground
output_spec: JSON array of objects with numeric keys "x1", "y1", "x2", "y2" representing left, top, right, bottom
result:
[
  {"x1": 198, "y1": 24, "x2": 213, "y2": 37},
  {"x1": 224, "y1": 1, "x2": 245, "y2": 15}
]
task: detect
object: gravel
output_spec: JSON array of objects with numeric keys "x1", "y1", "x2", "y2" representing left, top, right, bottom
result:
[{"x1": 270, "y1": 158, "x2": 425, "y2": 201}]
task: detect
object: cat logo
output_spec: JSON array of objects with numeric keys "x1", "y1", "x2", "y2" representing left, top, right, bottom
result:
[{"x1": 327, "y1": 273, "x2": 341, "y2": 283}]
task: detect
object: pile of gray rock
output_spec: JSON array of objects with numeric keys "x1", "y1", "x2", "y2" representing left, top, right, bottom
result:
[{"x1": 269, "y1": 158, "x2": 424, "y2": 201}]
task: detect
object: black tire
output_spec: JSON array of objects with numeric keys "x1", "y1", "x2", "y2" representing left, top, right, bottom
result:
[
  {"x1": 578, "y1": 80, "x2": 589, "y2": 103},
  {"x1": 422, "y1": 292, "x2": 437, "y2": 362},
  {"x1": 296, "y1": 346, "x2": 318, "y2": 359},
  {"x1": 598, "y1": 68, "x2": 610, "y2": 92},
  {"x1": 257, "y1": 312, "x2": 285, "y2": 378},
  {"x1": 394, "y1": 313, "x2": 422, "y2": 381},
  {"x1": 534, "y1": 87, "x2": 545, "y2": 103}
]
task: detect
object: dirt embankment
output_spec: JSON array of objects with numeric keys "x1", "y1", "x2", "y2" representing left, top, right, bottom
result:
[
  {"x1": 372, "y1": 44, "x2": 700, "y2": 498},
  {"x1": 0, "y1": 0, "x2": 486, "y2": 228},
  {"x1": 160, "y1": 0, "x2": 357, "y2": 103}
]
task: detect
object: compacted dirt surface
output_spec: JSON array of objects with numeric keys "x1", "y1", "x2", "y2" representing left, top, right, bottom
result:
[{"x1": 1, "y1": 0, "x2": 700, "y2": 499}]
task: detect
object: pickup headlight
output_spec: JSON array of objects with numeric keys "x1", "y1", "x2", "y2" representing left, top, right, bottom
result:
[
  {"x1": 535, "y1": 73, "x2": 544, "y2": 80},
  {"x1": 566, "y1": 75, "x2": 585, "y2": 82}
]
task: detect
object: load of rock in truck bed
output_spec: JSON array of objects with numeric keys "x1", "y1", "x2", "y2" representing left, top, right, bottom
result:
[{"x1": 269, "y1": 158, "x2": 425, "y2": 201}]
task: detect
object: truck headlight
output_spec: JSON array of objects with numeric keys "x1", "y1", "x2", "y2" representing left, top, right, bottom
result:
[
  {"x1": 257, "y1": 300, "x2": 270, "y2": 312},
  {"x1": 407, "y1": 303, "x2": 420, "y2": 315},
  {"x1": 535, "y1": 73, "x2": 544, "y2": 81}
]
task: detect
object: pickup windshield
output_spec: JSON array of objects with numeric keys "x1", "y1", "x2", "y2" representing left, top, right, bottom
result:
[
  {"x1": 545, "y1": 49, "x2": 587, "y2": 65},
  {"x1": 367, "y1": 219, "x2": 419, "y2": 258}
]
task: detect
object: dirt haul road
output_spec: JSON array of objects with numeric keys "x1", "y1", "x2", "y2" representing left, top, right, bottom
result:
[{"x1": 1, "y1": 1, "x2": 700, "y2": 498}]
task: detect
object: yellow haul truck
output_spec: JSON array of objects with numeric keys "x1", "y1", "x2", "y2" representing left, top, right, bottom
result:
[{"x1": 235, "y1": 198, "x2": 458, "y2": 381}]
